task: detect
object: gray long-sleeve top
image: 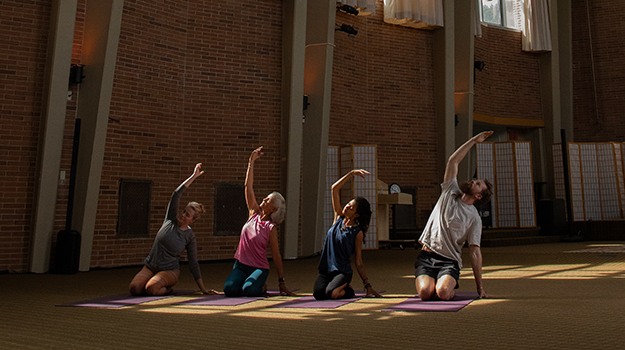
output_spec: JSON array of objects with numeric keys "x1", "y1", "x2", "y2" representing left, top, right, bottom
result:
[{"x1": 144, "y1": 185, "x2": 202, "y2": 281}]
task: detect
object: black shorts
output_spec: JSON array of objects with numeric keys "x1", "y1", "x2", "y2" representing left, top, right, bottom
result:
[{"x1": 414, "y1": 250, "x2": 460, "y2": 289}]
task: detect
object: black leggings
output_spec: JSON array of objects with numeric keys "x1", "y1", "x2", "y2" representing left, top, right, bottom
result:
[{"x1": 313, "y1": 271, "x2": 354, "y2": 300}]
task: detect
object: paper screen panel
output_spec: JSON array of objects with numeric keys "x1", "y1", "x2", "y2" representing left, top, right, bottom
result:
[
  {"x1": 515, "y1": 142, "x2": 536, "y2": 227},
  {"x1": 596, "y1": 144, "x2": 620, "y2": 219},
  {"x1": 615, "y1": 143, "x2": 625, "y2": 217},
  {"x1": 568, "y1": 143, "x2": 584, "y2": 221},
  {"x1": 552, "y1": 144, "x2": 566, "y2": 202},
  {"x1": 476, "y1": 143, "x2": 497, "y2": 227},
  {"x1": 495, "y1": 143, "x2": 517, "y2": 227},
  {"x1": 340, "y1": 146, "x2": 354, "y2": 204},
  {"x1": 325, "y1": 147, "x2": 340, "y2": 237},
  {"x1": 580, "y1": 144, "x2": 601, "y2": 220},
  {"x1": 352, "y1": 145, "x2": 378, "y2": 249}
]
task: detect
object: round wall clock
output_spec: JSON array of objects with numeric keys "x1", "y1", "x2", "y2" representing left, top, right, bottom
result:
[{"x1": 389, "y1": 183, "x2": 401, "y2": 194}]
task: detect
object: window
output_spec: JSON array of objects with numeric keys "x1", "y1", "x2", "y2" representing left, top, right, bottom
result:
[
  {"x1": 213, "y1": 183, "x2": 248, "y2": 236},
  {"x1": 480, "y1": 0, "x2": 523, "y2": 30},
  {"x1": 117, "y1": 179, "x2": 152, "y2": 238}
]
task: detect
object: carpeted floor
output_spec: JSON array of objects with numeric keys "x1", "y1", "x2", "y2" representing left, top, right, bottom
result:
[{"x1": 2, "y1": 241, "x2": 625, "y2": 349}]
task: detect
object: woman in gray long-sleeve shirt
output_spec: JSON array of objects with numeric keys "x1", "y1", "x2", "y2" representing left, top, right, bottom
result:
[{"x1": 129, "y1": 163, "x2": 216, "y2": 296}]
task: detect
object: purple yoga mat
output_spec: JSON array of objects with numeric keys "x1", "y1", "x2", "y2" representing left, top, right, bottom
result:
[
  {"x1": 268, "y1": 295, "x2": 362, "y2": 309},
  {"x1": 56, "y1": 290, "x2": 194, "y2": 308},
  {"x1": 172, "y1": 288, "x2": 300, "y2": 306},
  {"x1": 354, "y1": 290, "x2": 385, "y2": 297},
  {"x1": 173, "y1": 294, "x2": 264, "y2": 306},
  {"x1": 382, "y1": 292, "x2": 479, "y2": 312},
  {"x1": 265, "y1": 288, "x2": 299, "y2": 296}
]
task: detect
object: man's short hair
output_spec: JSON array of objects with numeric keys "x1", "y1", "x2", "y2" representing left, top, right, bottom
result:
[{"x1": 476, "y1": 179, "x2": 493, "y2": 206}]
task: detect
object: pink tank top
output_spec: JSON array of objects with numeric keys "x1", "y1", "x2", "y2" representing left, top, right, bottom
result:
[{"x1": 234, "y1": 213, "x2": 275, "y2": 269}]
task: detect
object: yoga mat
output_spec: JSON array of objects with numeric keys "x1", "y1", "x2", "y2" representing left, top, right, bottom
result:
[
  {"x1": 57, "y1": 289, "x2": 194, "y2": 308},
  {"x1": 354, "y1": 290, "x2": 385, "y2": 297},
  {"x1": 268, "y1": 295, "x2": 361, "y2": 309},
  {"x1": 382, "y1": 292, "x2": 479, "y2": 312},
  {"x1": 172, "y1": 288, "x2": 300, "y2": 306},
  {"x1": 173, "y1": 294, "x2": 264, "y2": 306}
]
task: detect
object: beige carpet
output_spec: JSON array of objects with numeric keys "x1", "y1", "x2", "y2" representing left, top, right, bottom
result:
[{"x1": 2, "y1": 241, "x2": 625, "y2": 349}]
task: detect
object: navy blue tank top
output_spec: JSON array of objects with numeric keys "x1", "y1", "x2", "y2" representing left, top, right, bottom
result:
[{"x1": 318, "y1": 216, "x2": 361, "y2": 275}]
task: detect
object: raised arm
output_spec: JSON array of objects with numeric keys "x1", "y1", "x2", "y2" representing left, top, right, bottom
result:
[
  {"x1": 167, "y1": 163, "x2": 204, "y2": 221},
  {"x1": 444, "y1": 131, "x2": 493, "y2": 183},
  {"x1": 245, "y1": 147, "x2": 263, "y2": 217},
  {"x1": 182, "y1": 163, "x2": 204, "y2": 188},
  {"x1": 354, "y1": 232, "x2": 382, "y2": 298},
  {"x1": 331, "y1": 169, "x2": 370, "y2": 219}
]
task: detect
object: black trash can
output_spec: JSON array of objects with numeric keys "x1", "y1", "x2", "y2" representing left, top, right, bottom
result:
[
  {"x1": 537, "y1": 199, "x2": 566, "y2": 236},
  {"x1": 55, "y1": 229, "x2": 81, "y2": 274}
]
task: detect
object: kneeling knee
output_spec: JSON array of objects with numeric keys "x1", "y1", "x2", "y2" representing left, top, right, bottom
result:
[
  {"x1": 419, "y1": 290, "x2": 435, "y2": 301},
  {"x1": 129, "y1": 284, "x2": 145, "y2": 296},
  {"x1": 145, "y1": 284, "x2": 163, "y2": 296},
  {"x1": 437, "y1": 289, "x2": 454, "y2": 301}
]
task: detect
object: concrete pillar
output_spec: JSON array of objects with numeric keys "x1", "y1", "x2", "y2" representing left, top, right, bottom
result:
[
  {"x1": 454, "y1": 0, "x2": 475, "y2": 180},
  {"x1": 72, "y1": 0, "x2": 125, "y2": 271},
  {"x1": 434, "y1": 0, "x2": 456, "y2": 179},
  {"x1": 30, "y1": 0, "x2": 78, "y2": 273},
  {"x1": 281, "y1": 0, "x2": 307, "y2": 259},
  {"x1": 540, "y1": 0, "x2": 572, "y2": 199},
  {"x1": 300, "y1": 0, "x2": 336, "y2": 256}
]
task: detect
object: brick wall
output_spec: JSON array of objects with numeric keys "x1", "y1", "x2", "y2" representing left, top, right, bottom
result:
[
  {"x1": 80, "y1": 0, "x2": 284, "y2": 268},
  {"x1": 474, "y1": 26, "x2": 543, "y2": 121},
  {"x1": 0, "y1": 0, "x2": 51, "y2": 272},
  {"x1": 572, "y1": 0, "x2": 625, "y2": 142},
  {"x1": 330, "y1": 4, "x2": 440, "y2": 228},
  {"x1": 7, "y1": 1, "x2": 616, "y2": 272}
]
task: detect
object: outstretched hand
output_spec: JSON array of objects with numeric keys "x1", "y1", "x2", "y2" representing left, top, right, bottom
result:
[
  {"x1": 203, "y1": 289, "x2": 221, "y2": 295},
  {"x1": 350, "y1": 169, "x2": 370, "y2": 179},
  {"x1": 478, "y1": 289, "x2": 494, "y2": 299},
  {"x1": 473, "y1": 131, "x2": 494, "y2": 143},
  {"x1": 193, "y1": 163, "x2": 204, "y2": 177},
  {"x1": 279, "y1": 283, "x2": 296, "y2": 296},
  {"x1": 249, "y1": 146, "x2": 264, "y2": 163},
  {"x1": 365, "y1": 285, "x2": 383, "y2": 298}
]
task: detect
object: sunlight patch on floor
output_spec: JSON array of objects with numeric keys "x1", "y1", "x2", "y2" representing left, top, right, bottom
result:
[{"x1": 141, "y1": 306, "x2": 230, "y2": 315}]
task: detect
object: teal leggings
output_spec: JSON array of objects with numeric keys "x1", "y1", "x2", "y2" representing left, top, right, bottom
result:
[{"x1": 223, "y1": 260, "x2": 269, "y2": 297}]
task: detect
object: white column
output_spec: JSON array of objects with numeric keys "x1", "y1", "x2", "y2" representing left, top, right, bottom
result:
[
  {"x1": 72, "y1": 0, "x2": 125, "y2": 271},
  {"x1": 30, "y1": 0, "x2": 78, "y2": 273},
  {"x1": 300, "y1": 0, "x2": 336, "y2": 257},
  {"x1": 281, "y1": 0, "x2": 308, "y2": 259},
  {"x1": 434, "y1": 0, "x2": 456, "y2": 177}
]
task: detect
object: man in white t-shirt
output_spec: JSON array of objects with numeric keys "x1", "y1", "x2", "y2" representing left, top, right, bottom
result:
[{"x1": 415, "y1": 131, "x2": 494, "y2": 301}]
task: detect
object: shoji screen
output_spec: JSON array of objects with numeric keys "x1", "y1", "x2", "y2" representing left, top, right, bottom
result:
[
  {"x1": 476, "y1": 141, "x2": 536, "y2": 228},
  {"x1": 552, "y1": 142, "x2": 624, "y2": 221},
  {"x1": 515, "y1": 142, "x2": 536, "y2": 227},
  {"x1": 494, "y1": 142, "x2": 518, "y2": 227},
  {"x1": 340, "y1": 145, "x2": 378, "y2": 249},
  {"x1": 324, "y1": 147, "x2": 340, "y2": 245},
  {"x1": 596, "y1": 144, "x2": 620, "y2": 219},
  {"x1": 615, "y1": 143, "x2": 625, "y2": 217},
  {"x1": 476, "y1": 142, "x2": 497, "y2": 228}
]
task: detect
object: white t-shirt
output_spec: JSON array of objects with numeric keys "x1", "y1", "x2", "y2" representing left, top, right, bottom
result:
[{"x1": 418, "y1": 178, "x2": 482, "y2": 269}]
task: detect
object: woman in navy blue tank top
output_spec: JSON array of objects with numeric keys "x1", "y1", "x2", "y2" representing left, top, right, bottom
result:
[{"x1": 313, "y1": 169, "x2": 382, "y2": 300}]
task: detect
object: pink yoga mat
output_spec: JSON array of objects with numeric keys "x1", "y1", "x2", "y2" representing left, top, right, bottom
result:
[
  {"x1": 268, "y1": 295, "x2": 362, "y2": 309},
  {"x1": 172, "y1": 289, "x2": 300, "y2": 306},
  {"x1": 382, "y1": 292, "x2": 479, "y2": 312},
  {"x1": 173, "y1": 294, "x2": 263, "y2": 306},
  {"x1": 57, "y1": 290, "x2": 195, "y2": 308}
]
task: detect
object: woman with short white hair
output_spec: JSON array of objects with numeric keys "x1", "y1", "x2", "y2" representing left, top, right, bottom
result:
[{"x1": 223, "y1": 146, "x2": 294, "y2": 297}]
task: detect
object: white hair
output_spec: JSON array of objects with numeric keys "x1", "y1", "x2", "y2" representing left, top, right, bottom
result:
[{"x1": 269, "y1": 191, "x2": 286, "y2": 224}]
